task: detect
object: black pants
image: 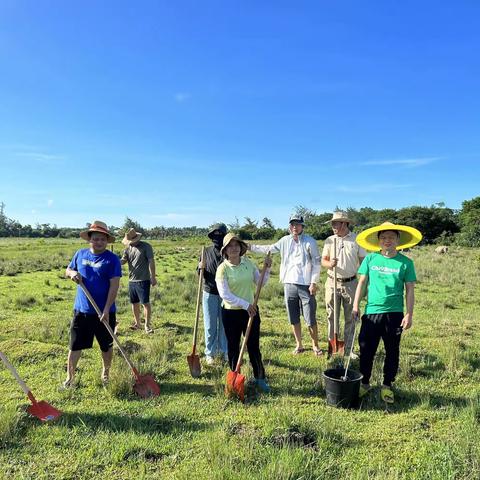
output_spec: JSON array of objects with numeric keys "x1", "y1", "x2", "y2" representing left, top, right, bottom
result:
[
  {"x1": 221, "y1": 308, "x2": 265, "y2": 379},
  {"x1": 358, "y1": 312, "x2": 403, "y2": 387}
]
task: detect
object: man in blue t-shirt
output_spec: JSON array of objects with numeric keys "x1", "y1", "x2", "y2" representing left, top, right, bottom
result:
[{"x1": 64, "y1": 220, "x2": 122, "y2": 388}]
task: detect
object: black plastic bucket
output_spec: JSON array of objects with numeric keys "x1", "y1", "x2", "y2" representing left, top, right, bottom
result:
[{"x1": 322, "y1": 368, "x2": 363, "y2": 408}]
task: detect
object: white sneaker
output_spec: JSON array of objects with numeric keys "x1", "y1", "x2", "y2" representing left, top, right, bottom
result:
[
  {"x1": 205, "y1": 356, "x2": 215, "y2": 365},
  {"x1": 350, "y1": 352, "x2": 359, "y2": 360}
]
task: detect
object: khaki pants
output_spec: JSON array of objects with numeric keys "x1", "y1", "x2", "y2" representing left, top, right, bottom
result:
[{"x1": 325, "y1": 277, "x2": 357, "y2": 353}]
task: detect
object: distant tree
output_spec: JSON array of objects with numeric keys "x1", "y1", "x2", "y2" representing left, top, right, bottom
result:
[
  {"x1": 228, "y1": 217, "x2": 240, "y2": 231},
  {"x1": 393, "y1": 206, "x2": 458, "y2": 244},
  {"x1": 293, "y1": 205, "x2": 331, "y2": 240},
  {"x1": 121, "y1": 217, "x2": 145, "y2": 235},
  {"x1": 456, "y1": 196, "x2": 480, "y2": 246}
]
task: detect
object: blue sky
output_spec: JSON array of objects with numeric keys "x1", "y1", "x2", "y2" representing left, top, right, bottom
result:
[{"x1": 0, "y1": 1, "x2": 479, "y2": 228}]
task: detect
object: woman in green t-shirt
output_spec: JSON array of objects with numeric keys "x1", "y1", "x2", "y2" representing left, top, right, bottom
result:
[
  {"x1": 353, "y1": 222, "x2": 422, "y2": 404},
  {"x1": 215, "y1": 233, "x2": 272, "y2": 393}
]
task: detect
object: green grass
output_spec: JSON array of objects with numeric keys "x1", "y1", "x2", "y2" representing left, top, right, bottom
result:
[{"x1": 0, "y1": 239, "x2": 480, "y2": 479}]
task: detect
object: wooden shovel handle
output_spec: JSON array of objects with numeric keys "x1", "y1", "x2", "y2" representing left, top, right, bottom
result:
[
  {"x1": 192, "y1": 246, "x2": 206, "y2": 351},
  {"x1": 234, "y1": 253, "x2": 270, "y2": 373},
  {"x1": 333, "y1": 237, "x2": 339, "y2": 336},
  {"x1": 78, "y1": 282, "x2": 138, "y2": 376},
  {"x1": 0, "y1": 350, "x2": 32, "y2": 397}
]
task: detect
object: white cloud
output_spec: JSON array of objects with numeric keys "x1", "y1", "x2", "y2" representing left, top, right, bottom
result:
[
  {"x1": 15, "y1": 152, "x2": 65, "y2": 164},
  {"x1": 174, "y1": 92, "x2": 191, "y2": 103},
  {"x1": 359, "y1": 157, "x2": 442, "y2": 167}
]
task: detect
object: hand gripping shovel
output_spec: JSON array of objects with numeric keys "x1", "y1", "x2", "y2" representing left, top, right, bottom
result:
[
  {"x1": 0, "y1": 350, "x2": 61, "y2": 422},
  {"x1": 78, "y1": 283, "x2": 160, "y2": 398},
  {"x1": 225, "y1": 253, "x2": 270, "y2": 402},
  {"x1": 328, "y1": 237, "x2": 345, "y2": 356},
  {"x1": 187, "y1": 246, "x2": 205, "y2": 377},
  {"x1": 341, "y1": 313, "x2": 359, "y2": 381}
]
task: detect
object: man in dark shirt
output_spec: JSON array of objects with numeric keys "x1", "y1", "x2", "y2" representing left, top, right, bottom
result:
[
  {"x1": 121, "y1": 228, "x2": 157, "y2": 334},
  {"x1": 200, "y1": 223, "x2": 228, "y2": 364}
]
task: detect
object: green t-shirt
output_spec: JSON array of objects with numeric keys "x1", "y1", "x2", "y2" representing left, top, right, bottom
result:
[
  {"x1": 358, "y1": 252, "x2": 416, "y2": 314},
  {"x1": 215, "y1": 257, "x2": 256, "y2": 309}
]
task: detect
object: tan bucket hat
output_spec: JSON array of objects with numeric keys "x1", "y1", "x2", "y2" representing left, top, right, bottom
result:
[
  {"x1": 220, "y1": 232, "x2": 248, "y2": 257},
  {"x1": 325, "y1": 210, "x2": 354, "y2": 225},
  {"x1": 122, "y1": 228, "x2": 143, "y2": 246},
  {"x1": 80, "y1": 220, "x2": 115, "y2": 243}
]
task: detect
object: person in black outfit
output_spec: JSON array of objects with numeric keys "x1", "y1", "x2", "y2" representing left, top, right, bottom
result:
[{"x1": 199, "y1": 223, "x2": 228, "y2": 364}]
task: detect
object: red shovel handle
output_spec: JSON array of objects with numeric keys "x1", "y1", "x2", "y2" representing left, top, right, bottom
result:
[
  {"x1": 78, "y1": 282, "x2": 140, "y2": 379},
  {"x1": 234, "y1": 253, "x2": 271, "y2": 373}
]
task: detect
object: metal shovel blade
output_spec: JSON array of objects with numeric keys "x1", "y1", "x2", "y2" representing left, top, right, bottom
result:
[
  {"x1": 187, "y1": 353, "x2": 201, "y2": 378},
  {"x1": 133, "y1": 374, "x2": 161, "y2": 398},
  {"x1": 328, "y1": 335, "x2": 345, "y2": 356},
  {"x1": 225, "y1": 370, "x2": 245, "y2": 403},
  {"x1": 27, "y1": 400, "x2": 62, "y2": 422}
]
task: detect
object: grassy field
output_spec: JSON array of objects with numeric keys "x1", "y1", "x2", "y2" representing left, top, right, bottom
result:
[{"x1": 0, "y1": 237, "x2": 479, "y2": 479}]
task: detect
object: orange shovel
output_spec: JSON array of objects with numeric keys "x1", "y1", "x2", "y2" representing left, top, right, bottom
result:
[
  {"x1": 187, "y1": 246, "x2": 205, "y2": 378},
  {"x1": 78, "y1": 282, "x2": 160, "y2": 398},
  {"x1": 225, "y1": 253, "x2": 270, "y2": 402},
  {"x1": 0, "y1": 350, "x2": 62, "y2": 422}
]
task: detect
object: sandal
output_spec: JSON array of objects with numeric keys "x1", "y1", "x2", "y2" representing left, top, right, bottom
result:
[
  {"x1": 381, "y1": 386, "x2": 394, "y2": 404},
  {"x1": 292, "y1": 347, "x2": 305, "y2": 355},
  {"x1": 312, "y1": 347, "x2": 324, "y2": 357},
  {"x1": 129, "y1": 324, "x2": 140, "y2": 330}
]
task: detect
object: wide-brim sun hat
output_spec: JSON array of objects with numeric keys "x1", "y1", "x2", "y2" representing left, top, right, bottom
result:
[
  {"x1": 356, "y1": 222, "x2": 422, "y2": 252},
  {"x1": 220, "y1": 232, "x2": 248, "y2": 257},
  {"x1": 80, "y1": 220, "x2": 115, "y2": 244},
  {"x1": 324, "y1": 210, "x2": 354, "y2": 225},
  {"x1": 122, "y1": 228, "x2": 142, "y2": 246}
]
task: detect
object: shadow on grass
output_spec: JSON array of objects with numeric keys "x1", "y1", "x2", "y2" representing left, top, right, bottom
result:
[
  {"x1": 59, "y1": 410, "x2": 209, "y2": 434},
  {"x1": 162, "y1": 321, "x2": 193, "y2": 335},
  {"x1": 159, "y1": 381, "x2": 217, "y2": 396}
]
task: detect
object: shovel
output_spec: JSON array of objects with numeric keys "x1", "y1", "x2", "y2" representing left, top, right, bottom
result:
[
  {"x1": 78, "y1": 283, "x2": 160, "y2": 398},
  {"x1": 0, "y1": 350, "x2": 62, "y2": 422},
  {"x1": 341, "y1": 313, "x2": 359, "y2": 381},
  {"x1": 225, "y1": 253, "x2": 270, "y2": 402},
  {"x1": 187, "y1": 246, "x2": 205, "y2": 378},
  {"x1": 328, "y1": 237, "x2": 345, "y2": 356}
]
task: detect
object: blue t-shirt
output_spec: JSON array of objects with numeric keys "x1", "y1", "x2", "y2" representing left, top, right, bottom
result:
[{"x1": 68, "y1": 248, "x2": 122, "y2": 314}]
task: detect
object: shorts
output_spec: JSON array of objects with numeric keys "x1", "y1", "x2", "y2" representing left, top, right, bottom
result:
[
  {"x1": 284, "y1": 283, "x2": 317, "y2": 327},
  {"x1": 69, "y1": 311, "x2": 116, "y2": 352},
  {"x1": 129, "y1": 280, "x2": 151, "y2": 304}
]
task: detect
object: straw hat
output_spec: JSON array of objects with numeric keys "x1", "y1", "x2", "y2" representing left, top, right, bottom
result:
[
  {"x1": 356, "y1": 222, "x2": 422, "y2": 252},
  {"x1": 80, "y1": 220, "x2": 115, "y2": 243},
  {"x1": 220, "y1": 232, "x2": 248, "y2": 257},
  {"x1": 325, "y1": 211, "x2": 354, "y2": 225},
  {"x1": 122, "y1": 228, "x2": 143, "y2": 246}
]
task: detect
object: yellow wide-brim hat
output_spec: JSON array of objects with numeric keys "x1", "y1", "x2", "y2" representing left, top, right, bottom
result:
[{"x1": 356, "y1": 222, "x2": 422, "y2": 252}]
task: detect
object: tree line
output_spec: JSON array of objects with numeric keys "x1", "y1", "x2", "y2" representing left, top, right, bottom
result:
[{"x1": 1, "y1": 197, "x2": 479, "y2": 246}]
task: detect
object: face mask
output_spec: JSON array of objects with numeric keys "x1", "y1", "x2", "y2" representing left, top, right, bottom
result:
[{"x1": 212, "y1": 235, "x2": 224, "y2": 249}]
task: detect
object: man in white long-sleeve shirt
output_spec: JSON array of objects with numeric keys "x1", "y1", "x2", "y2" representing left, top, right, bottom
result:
[{"x1": 248, "y1": 214, "x2": 322, "y2": 356}]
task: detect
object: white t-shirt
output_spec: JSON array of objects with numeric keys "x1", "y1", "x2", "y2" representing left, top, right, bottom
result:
[{"x1": 283, "y1": 239, "x2": 306, "y2": 284}]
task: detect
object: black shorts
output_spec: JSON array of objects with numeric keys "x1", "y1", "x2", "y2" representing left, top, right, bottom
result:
[
  {"x1": 129, "y1": 280, "x2": 151, "y2": 304},
  {"x1": 69, "y1": 311, "x2": 116, "y2": 352}
]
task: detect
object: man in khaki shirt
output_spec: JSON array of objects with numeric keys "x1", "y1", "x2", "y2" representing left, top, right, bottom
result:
[{"x1": 321, "y1": 211, "x2": 366, "y2": 358}]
